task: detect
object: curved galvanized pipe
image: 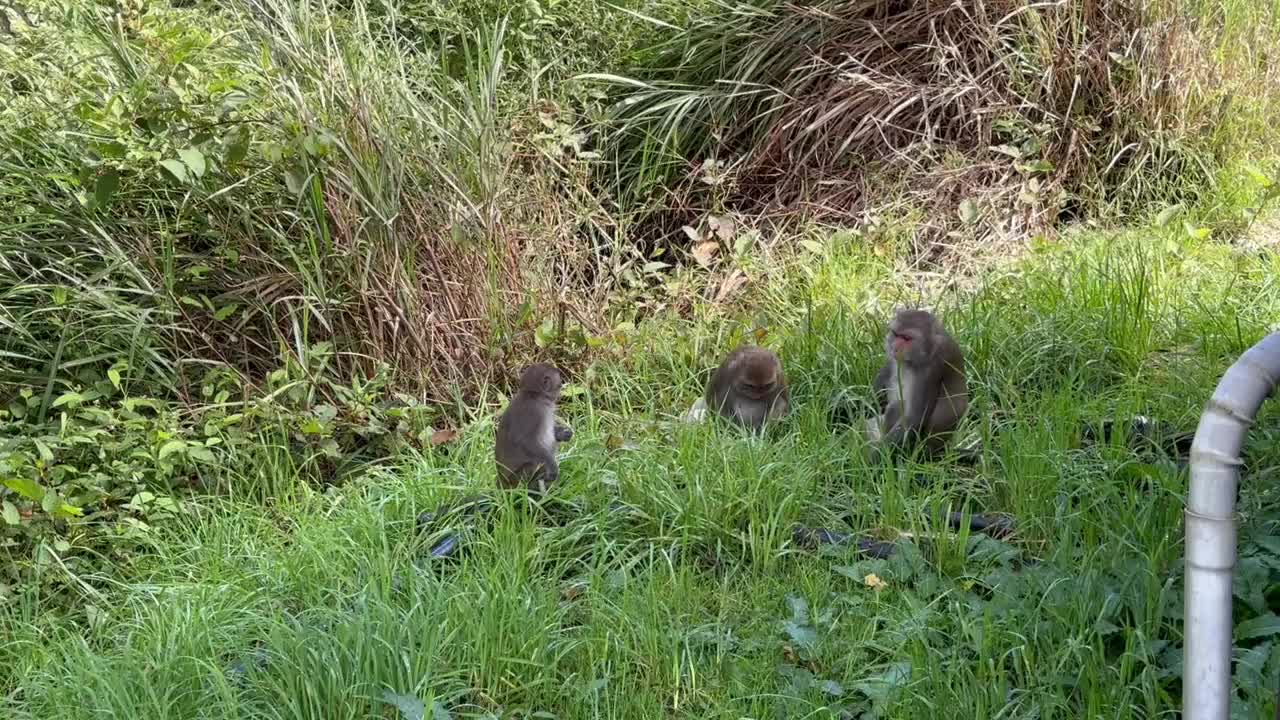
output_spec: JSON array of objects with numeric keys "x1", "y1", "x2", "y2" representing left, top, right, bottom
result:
[{"x1": 1185, "y1": 332, "x2": 1280, "y2": 719}]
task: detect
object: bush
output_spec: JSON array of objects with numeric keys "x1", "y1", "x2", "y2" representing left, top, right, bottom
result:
[{"x1": 595, "y1": 0, "x2": 1280, "y2": 247}]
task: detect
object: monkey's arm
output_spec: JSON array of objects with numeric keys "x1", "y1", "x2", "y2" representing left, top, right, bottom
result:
[
  {"x1": 883, "y1": 367, "x2": 942, "y2": 447},
  {"x1": 927, "y1": 367, "x2": 967, "y2": 433},
  {"x1": 766, "y1": 387, "x2": 791, "y2": 421},
  {"x1": 554, "y1": 422, "x2": 573, "y2": 442},
  {"x1": 873, "y1": 362, "x2": 891, "y2": 413}
]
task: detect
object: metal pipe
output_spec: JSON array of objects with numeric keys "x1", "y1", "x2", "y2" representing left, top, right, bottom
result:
[{"x1": 1184, "y1": 332, "x2": 1280, "y2": 719}]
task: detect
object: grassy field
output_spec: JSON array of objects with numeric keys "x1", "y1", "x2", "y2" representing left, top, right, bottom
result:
[
  {"x1": 6, "y1": 220, "x2": 1280, "y2": 719},
  {"x1": 4, "y1": 0, "x2": 1280, "y2": 716}
]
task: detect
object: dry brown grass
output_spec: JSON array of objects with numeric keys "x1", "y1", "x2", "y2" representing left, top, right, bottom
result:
[{"x1": 602, "y1": 0, "x2": 1263, "y2": 262}]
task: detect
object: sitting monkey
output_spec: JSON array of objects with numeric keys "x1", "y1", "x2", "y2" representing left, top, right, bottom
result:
[
  {"x1": 871, "y1": 308, "x2": 968, "y2": 460},
  {"x1": 704, "y1": 346, "x2": 791, "y2": 432}
]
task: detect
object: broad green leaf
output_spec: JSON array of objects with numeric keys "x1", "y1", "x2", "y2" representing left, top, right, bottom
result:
[
  {"x1": 380, "y1": 691, "x2": 426, "y2": 720},
  {"x1": 958, "y1": 199, "x2": 978, "y2": 224},
  {"x1": 854, "y1": 661, "x2": 912, "y2": 703},
  {"x1": 781, "y1": 620, "x2": 816, "y2": 651},
  {"x1": 799, "y1": 239, "x2": 824, "y2": 255},
  {"x1": 107, "y1": 368, "x2": 121, "y2": 389},
  {"x1": 1235, "y1": 613, "x2": 1280, "y2": 640},
  {"x1": 158, "y1": 439, "x2": 187, "y2": 460},
  {"x1": 52, "y1": 392, "x2": 84, "y2": 408},
  {"x1": 94, "y1": 169, "x2": 120, "y2": 207},
  {"x1": 160, "y1": 159, "x2": 188, "y2": 182},
  {"x1": 1, "y1": 501, "x2": 19, "y2": 525},
  {"x1": 179, "y1": 148, "x2": 207, "y2": 178}
]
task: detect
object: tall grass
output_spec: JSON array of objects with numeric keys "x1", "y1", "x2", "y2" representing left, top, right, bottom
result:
[
  {"x1": 0, "y1": 0, "x2": 615, "y2": 400},
  {"x1": 592, "y1": 0, "x2": 1280, "y2": 249}
]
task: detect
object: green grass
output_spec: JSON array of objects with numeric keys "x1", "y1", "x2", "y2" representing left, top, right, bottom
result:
[{"x1": 5, "y1": 221, "x2": 1279, "y2": 719}]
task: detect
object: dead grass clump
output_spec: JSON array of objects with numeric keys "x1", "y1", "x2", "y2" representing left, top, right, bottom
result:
[{"x1": 599, "y1": 0, "x2": 1255, "y2": 256}]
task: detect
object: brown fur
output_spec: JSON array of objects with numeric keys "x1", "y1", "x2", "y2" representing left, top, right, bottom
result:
[{"x1": 705, "y1": 346, "x2": 791, "y2": 432}]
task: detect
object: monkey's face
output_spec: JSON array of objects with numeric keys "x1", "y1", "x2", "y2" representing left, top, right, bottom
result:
[
  {"x1": 737, "y1": 367, "x2": 778, "y2": 401},
  {"x1": 887, "y1": 313, "x2": 933, "y2": 364}
]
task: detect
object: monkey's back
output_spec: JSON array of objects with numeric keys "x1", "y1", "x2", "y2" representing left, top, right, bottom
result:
[{"x1": 494, "y1": 392, "x2": 556, "y2": 489}]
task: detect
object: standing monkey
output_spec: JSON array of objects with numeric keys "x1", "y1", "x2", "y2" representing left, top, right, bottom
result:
[
  {"x1": 495, "y1": 363, "x2": 574, "y2": 495},
  {"x1": 705, "y1": 346, "x2": 791, "y2": 432},
  {"x1": 871, "y1": 308, "x2": 968, "y2": 460}
]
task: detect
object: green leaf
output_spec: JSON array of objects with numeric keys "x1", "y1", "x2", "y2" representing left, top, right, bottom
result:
[
  {"x1": 51, "y1": 392, "x2": 84, "y2": 408},
  {"x1": 179, "y1": 148, "x2": 207, "y2": 178},
  {"x1": 1, "y1": 501, "x2": 19, "y2": 526},
  {"x1": 799, "y1": 239, "x2": 824, "y2": 255},
  {"x1": 819, "y1": 679, "x2": 844, "y2": 697},
  {"x1": 226, "y1": 140, "x2": 249, "y2": 165},
  {"x1": 380, "y1": 691, "x2": 425, "y2": 720},
  {"x1": 160, "y1": 159, "x2": 188, "y2": 183},
  {"x1": 1245, "y1": 165, "x2": 1274, "y2": 188},
  {"x1": 1235, "y1": 613, "x2": 1280, "y2": 640},
  {"x1": 958, "y1": 199, "x2": 978, "y2": 225},
  {"x1": 782, "y1": 620, "x2": 817, "y2": 651},
  {"x1": 642, "y1": 261, "x2": 670, "y2": 273},
  {"x1": 284, "y1": 166, "x2": 307, "y2": 194},
  {"x1": 1183, "y1": 220, "x2": 1211, "y2": 240},
  {"x1": 33, "y1": 439, "x2": 54, "y2": 462},
  {"x1": 158, "y1": 439, "x2": 187, "y2": 460},
  {"x1": 3, "y1": 478, "x2": 43, "y2": 502},
  {"x1": 213, "y1": 303, "x2": 240, "y2": 322},
  {"x1": 41, "y1": 490, "x2": 58, "y2": 514},
  {"x1": 1155, "y1": 203, "x2": 1183, "y2": 227},
  {"x1": 298, "y1": 419, "x2": 325, "y2": 435},
  {"x1": 107, "y1": 367, "x2": 122, "y2": 389},
  {"x1": 94, "y1": 169, "x2": 120, "y2": 208},
  {"x1": 854, "y1": 661, "x2": 912, "y2": 703}
]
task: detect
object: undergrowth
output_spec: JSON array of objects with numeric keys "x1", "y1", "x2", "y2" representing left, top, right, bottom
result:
[
  {"x1": 4, "y1": 222, "x2": 1280, "y2": 718},
  {"x1": 2, "y1": 0, "x2": 1280, "y2": 716},
  {"x1": 595, "y1": 0, "x2": 1280, "y2": 252}
]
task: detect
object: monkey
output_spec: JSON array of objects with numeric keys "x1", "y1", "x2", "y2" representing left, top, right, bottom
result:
[
  {"x1": 704, "y1": 346, "x2": 791, "y2": 432},
  {"x1": 870, "y1": 308, "x2": 968, "y2": 461},
  {"x1": 495, "y1": 363, "x2": 573, "y2": 495}
]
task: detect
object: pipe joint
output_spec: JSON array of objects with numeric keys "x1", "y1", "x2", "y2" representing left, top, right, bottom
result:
[{"x1": 1185, "y1": 332, "x2": 1280, "y2": 720}]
